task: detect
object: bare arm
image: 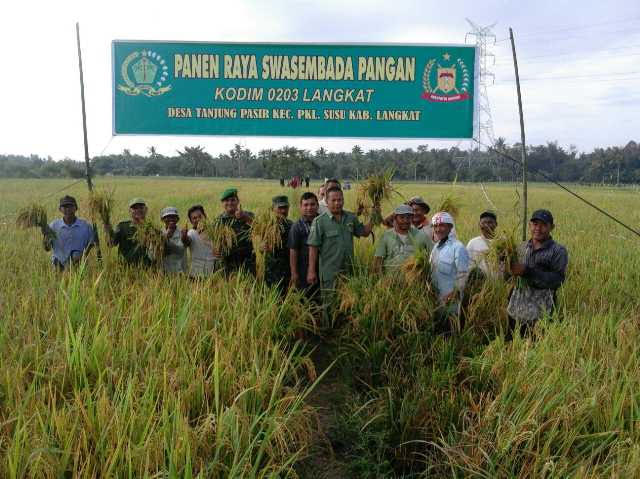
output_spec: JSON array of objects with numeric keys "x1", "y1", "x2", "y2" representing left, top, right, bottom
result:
[{"x1": 307, "y1": 246, "x2": 318, "y2": 284}]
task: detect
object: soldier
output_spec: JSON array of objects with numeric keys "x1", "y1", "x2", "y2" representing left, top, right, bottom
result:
[
  {"x1": 103, "y1": 198, "x2": 153, "y2": 266},
  {"x1": 307, "y1": 186, "x2": 372, "y2": 323},
  {"x1": 264, "y1": 195, "x2": 294, "y2": 294},
  {"x1": 217, "y1": 188, "x2": 255, "y2": 275},
  {"x1": 44, "y1": 195, "x2": 95, "y2": 270}
]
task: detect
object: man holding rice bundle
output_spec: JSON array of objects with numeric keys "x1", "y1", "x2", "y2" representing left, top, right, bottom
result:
[
  {"x1": 307, "y1": 186, "x2": 373, "y2": 322},
  {"x1": 159, "y1": 207, "x2": 188, "y2": 274},
  {"x1": 103, "y1": 198, "x2": 153, "y2": 266},
  {"x1": 217, "y1": 188, "x2": 255, "y2": 275},
  {"x1": 186, "y1": 205, "x2": 216, "y2": 278},
  {"x1": 264, "y1": 195, "x2": 294, "y2": 294},
  {"x1": 506, "y1": 209, "x2": 568, "y2": 338},
  {"x1": 430, "y1": 211, "x2": 470, "y2": 331},
  {"x1": 44, "y1": 195, "x2": 95, "y2": 270},
  {"x1": 373, "y1": 204, "x2": 432, "y2": 273}
]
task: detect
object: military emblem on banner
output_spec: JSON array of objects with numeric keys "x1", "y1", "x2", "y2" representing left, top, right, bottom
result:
[
  {"x1": 422, "y1": 53, "x2": 470, "y2": 102},
  {"x1": 118, "y1": 50, "x2": 172, "y2": 97}
]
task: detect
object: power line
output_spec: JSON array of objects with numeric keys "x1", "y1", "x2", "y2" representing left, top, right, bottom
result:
[
  {"x1": 478, "y1": 139, "x2": 640, "y2": 239},
  {"x1": 495, "y1": 17, "x2": 640, "y2": 42}
]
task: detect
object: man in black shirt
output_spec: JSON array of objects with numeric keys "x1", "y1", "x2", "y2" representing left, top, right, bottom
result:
[{"x1": 288, "y1": 192, "x2": 320, "y2": 302}]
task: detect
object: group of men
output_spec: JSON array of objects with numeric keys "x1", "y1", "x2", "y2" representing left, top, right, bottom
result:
[{"x1": 41, "y1": 178, "x2": 568, "y2": 336}]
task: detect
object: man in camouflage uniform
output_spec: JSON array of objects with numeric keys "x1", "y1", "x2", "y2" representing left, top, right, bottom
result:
[
  {"x1": 265, "y1": 195, "x2": 293, "y2": 295},
  {"x1": 217, "y1": 188, "x2": 255, "y2": 275}
]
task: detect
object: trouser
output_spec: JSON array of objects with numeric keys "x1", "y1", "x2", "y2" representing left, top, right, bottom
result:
[
  {"x1": 434, "y1": 300, "x2": 462, "y2": 335},
  {"x1": 505, "y1": 315, "x2": 535, "y2": 341}
]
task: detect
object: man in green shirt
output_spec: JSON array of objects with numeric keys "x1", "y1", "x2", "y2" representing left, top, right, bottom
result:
[
  {"x1": 373, "y1": 204, "x2": 432, "y2": 273},
  {"x1": 217, "y1": 188, "x2": 255, "y2": 275},
  {"x1": 307, "y1": 187, "x2": 372, "y2": 322},
  {"x1": 103, "y1": 198, "x2": 152, "y2": 266}
]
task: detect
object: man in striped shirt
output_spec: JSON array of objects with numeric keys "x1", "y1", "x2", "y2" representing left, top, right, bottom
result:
[{"x1": 507, "y1": 209, "x2": 569, "y2": 338}]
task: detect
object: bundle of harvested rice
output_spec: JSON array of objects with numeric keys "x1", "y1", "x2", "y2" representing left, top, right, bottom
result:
[
  {"x1": 356, "y1": 169, "x2": 395, "y2": 225},
  {"x1": 133, "y1": 219, "x2": 166, "y2": 263},
  {"x1": 436, "y1": 195, "x2": 462, "y2": 219},
  {"x1": 487, "y1": 229, "x2": 520, "y2": 274},
  {"x1": 88, "y1": 189, "x2": 114, "y2": 226},
  {"x1": 250, "y1": 209, "x2": 283, "y2": 280},
  {"x1": 402, "y1": 246, "x2": 436, "y2": 295},
  {"x1": 16, "y1": 203, "x2": 56, "y2": 240},
  {"x1": 199, "y1": 218, "x2": 236, "y2": 256}
]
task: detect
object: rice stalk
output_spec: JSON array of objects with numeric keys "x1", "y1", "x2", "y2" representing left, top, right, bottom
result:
[
  {"x1": 402, "y1": 246, "x2": 437, "y2": 297},
  {"x1": 251, "y1": 209, "x2": 283, "y2": 280},
  {"x1": 356, "y1": 169, "x2": 395, "y2": 225},
  {"x1": 199, "y1": 218, "x2": 236, "y2": 256},
  {"x1": 133, "y1": 219, "x2": 165, "y2": 264},
  {"x1": 436, "y1": 195, "x2": 462, "y2": 219},
  {"x1": 88, "y1": 189, "x2": 114, "y2": 226},
  {"x1": 16, "y1": 203, "x2": 56, "y2": 240},
  {"x1": 487, "y1": 229, "x2": 520, "y2": 275}
]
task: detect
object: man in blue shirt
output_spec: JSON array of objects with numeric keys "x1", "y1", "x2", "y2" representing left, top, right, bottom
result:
[{"x1": 44, "y1": 195, "x2": 95, "y2": 270}]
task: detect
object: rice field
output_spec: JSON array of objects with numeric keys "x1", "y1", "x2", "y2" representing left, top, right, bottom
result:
[{"x1": 1, "y1": 176, "x2": 639, "y2": 478}]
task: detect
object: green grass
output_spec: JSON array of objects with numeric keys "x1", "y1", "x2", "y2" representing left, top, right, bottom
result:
[{"x1": 1, "y1": 177, "x2": 639, "y2": 477}]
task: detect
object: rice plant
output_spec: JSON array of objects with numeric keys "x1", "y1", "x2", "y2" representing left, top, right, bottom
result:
[
  {"x1": 199, "y1": 217, "x2": 236, "y2": 256},
  {"x1": 356, "y1": 169, "x2": 396, "y2": 225},
  {"x1": 250, "y1": 208, "x2": 283, "y2": 280},
  {"x1": 133, "y1": 219, "x2": 166, "y2": 264},
  {"x1": 88, "y1": 189, "x2": 115, "y2": 226}
]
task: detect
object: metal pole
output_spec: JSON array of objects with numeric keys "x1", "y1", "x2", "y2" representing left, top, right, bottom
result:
[
  {"x1": 76, "y1": 22, "x2": 102, "y2": 259},
  {"x1": 509, "y1": 27, "x2": 527, "y2": 241}
]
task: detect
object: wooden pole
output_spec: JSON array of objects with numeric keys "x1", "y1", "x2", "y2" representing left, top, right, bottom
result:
[
  {"x1": 76, "y1": 22, "x2": 102, "y2": 259},
  {"x1": 509, "y1": 27, "x2": 528, "y2": 241}
]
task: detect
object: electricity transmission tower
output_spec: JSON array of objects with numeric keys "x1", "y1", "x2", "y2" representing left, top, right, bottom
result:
[{"x1": 465, "y1": 19, "x2": 497, "y2": 152}]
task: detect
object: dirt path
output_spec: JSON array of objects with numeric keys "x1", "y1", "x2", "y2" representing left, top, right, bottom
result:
[{"x1": 296, "y1": 338, "x2": 351, "y2": 479}]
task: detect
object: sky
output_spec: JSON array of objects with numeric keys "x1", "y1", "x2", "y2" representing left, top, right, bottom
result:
[{"x1": 1, "y1": 0, "x2": 639, "y2": 160}]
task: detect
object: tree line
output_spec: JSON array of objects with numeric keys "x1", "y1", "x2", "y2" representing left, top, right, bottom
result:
[{"x1": 2, "y1": 139, "x2": 640, "y2": 184}]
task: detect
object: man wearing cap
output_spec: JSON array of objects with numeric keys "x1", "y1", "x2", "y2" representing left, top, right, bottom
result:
[
  {"x1": 217, "y1": 188, "x2": 255, "y2": 274},
  {"x1": 507, "y1": 209, "x2": 568, "y2": 338},
  {"x1": 373, "y1": 204, "x2": 432, "y2": 273},
  {"x1": 104, "y1": 198, "x2": 153, "y2": 266},
  {"x1": 430, "y1": 211, "x2": 470, "y2": 329},
  {"x1": 466, "y1": 211, "x2": 499, "y2": 278},
  {"x1": 43, "y1": 195, "x2": 95, "y2": 270},
  {"x1": 264, "y1": 195, "x2": 294, "y2": 294},
  {"x1": 307, "y1": 186, "x2": 373, "y2": 322},
  {"x1": 160, "y1": 206, "x2": 189, "y2": 273},
  {"x1": 289, "y1": 192, "x2": 320, "y2": 302}
]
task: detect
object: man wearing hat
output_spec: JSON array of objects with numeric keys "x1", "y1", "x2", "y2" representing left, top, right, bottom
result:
[
  {"x1": 264, "y1": 195, "x2": 294, "y2": 294},
  {"x1": 430, "y1": 211, "x2": 470, "y2": 330},
  {"x1": 506, "y1": 209, "x2": 568, "y2": 338},
  {"x1": 373, "y1": 204, "x2": 432, "y2": 273},
  {"x1": 43, "y1": 195, "x2": 95, "y2": 270},
  {"x1": 104, "y1": 197, "x2": 152, "y2": 266},
  {"x1": 217, "y1": 188, "x2": 255, "y2": 274},
  {"x1": 160, "y1": 206, "x2": 189, "y2": 273}
]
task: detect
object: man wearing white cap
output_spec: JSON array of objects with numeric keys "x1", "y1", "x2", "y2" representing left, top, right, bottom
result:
[
  {"x1": 160, "y1": 206, "x2": 189, "y2": 273},
  {"x1": 373, "y1": 204, "x2": 432, "y2": 273},
  {"x1": 430, "y1": 211, "x2": 469, "y2": 328}
]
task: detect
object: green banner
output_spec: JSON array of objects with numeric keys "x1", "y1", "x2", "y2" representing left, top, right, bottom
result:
[{"x1": 112, "y1": 41, "x2": 476, "y2": 139}]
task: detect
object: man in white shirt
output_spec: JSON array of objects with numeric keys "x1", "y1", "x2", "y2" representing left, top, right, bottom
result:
[
  {"x1": 317, "y1": 178, "x2": 340, "y2": 215},
  {"x1": 466, "y1": 211, "x2": 498, "y2": 278}
]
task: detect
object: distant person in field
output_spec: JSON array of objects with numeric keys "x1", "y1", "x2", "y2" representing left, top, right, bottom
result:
[
  {"x1": 288, "y1": 192, "x2": 320, "y2": 302},
  {"x1": 430, "y1": 211, "x2": 470, "y2": 331},
  {"x1": 307, "y1": 186, "x2": 372, "y2": 322},
  {"x1": 104, "y1": 197, "x2": 153, "y2": 266},
  {"x1": 160, "y1": 207, "x2": 188, "y2": 274},
  {"x1": 217, "y1": 188, "x2": 255, "y2": 275},
  {"x1": 264, "y1": 195, "x2": 294, "y2": 295},
  {"x1": 506, "y1": 209, "x2": 568, "y2": 339},
  {"x1": 304, "y1": 176, "x2": 310, "y2": 188},
  {"x1": 466, "y1": 211, "x2": 499, "y2": 279},
  {"x1": 318, "y1": 178, "x2": 341, "y2": 215},
  {"x1": 186, "y1": 205, "x2": 216, "y2": 278},
  {"x1": 373, "y1": 204, "x2": 432, "y2": 274},
  {"x1": 43, "y1": 195, "x2": 95, "y2": 270}
]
